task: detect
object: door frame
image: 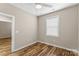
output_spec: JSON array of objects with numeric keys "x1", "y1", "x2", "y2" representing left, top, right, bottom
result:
[{"x1": 0, "y1": 12, "x2": 15, "y2": 52}]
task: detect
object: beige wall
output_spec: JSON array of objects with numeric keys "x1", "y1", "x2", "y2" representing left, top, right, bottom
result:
[
  {"x1": 0, "y1": 3, "x2": 78, "y2": 51},
  {"x1": 0, "y1": 22, "x2": 11, "y2": 38},
  {"x1": 78, "y1": 5, "x2": 79, "y2": 51},
  {"x1": 0, "y1": 3, "x2": 37, "y2": 51},
  {"x1": 38, "y1": 5, "x2": 78, "y2": 50}
]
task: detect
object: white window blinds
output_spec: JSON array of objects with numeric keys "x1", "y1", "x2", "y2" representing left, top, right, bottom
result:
[{"x1": 46, "y1": 16, "x2": 59, "y2": 37}]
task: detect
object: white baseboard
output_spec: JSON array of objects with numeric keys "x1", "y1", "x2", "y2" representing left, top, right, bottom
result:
[
  {"x1": 12, "y1": 41, "x2": 37, "y2": 52},
  {"x1": 12, "y1": 40, "x2": 79, "y2": 54},
  {"x1": 38, "y1": 41, "x2": 79, "y2": 53}
]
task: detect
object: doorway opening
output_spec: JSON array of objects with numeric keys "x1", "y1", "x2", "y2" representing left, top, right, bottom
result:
[{"x1": 0, "y1": 12, "x2": 15, "y2": 55}]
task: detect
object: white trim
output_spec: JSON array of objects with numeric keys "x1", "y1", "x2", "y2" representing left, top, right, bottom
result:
[
  {"x1": 38, "y1": 41, "x2": 79, "y2": 53},
  {"x1": 11, "y1": 39, "x2": 79, "y2": 54},
  {"x1": 0, "y1": 12, "x2": 14, "y2": 18},
  {"x1": 13, "y1": 41, "x2": 37, "y2": 52},
  {"x1": 0, "y1": 12, "x2": 15, "y2": 52},
  {"x1": 11, "y1": 16, "x2": 15, "y2": 52},
  {"x1": 0, "y1": 19, "x2": 12, "y2": 22}
]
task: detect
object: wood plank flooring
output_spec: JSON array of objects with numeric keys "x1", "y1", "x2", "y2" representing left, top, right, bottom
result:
[
  {"x1": 0, "y1": 38, "x2": 11, "y2": 56},
  {"x1": 0, "y1": 38, "x2": 78, "y2": 56}
]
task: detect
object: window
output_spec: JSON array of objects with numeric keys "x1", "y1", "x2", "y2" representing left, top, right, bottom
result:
[{"x1": 46, "y1": 16, "x2": 59, "y2": 37}]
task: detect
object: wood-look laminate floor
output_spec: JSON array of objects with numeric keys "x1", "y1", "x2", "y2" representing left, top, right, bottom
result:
[
  {"x1": 0, "y1": 38, "x2": 78, "y2": 56},
  {"x1": 0, "y1": 38, "x2": 11, "y2": 56}
]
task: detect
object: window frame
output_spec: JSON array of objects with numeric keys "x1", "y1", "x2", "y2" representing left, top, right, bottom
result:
[{"x1": 46, "y1": 16, "x2": 59, "y2": 37}]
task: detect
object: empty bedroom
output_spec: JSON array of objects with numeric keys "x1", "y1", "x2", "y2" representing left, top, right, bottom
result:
[{"x1": 0, "y1": 3, "x2": 79, "y2": 56}]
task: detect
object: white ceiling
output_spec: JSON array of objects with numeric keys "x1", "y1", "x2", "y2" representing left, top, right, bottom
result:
[{"x1": 10, "y1": 3, "x2": 77, "y2": 16}]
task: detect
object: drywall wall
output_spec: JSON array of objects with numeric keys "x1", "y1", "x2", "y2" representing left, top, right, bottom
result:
[
  {"x1": 38, "y1": 5, "x2": 78, "y2": 50},
  {"x1": 78, "y1": 5, "x2": 79, "y2": 51},
  {"x1": 0, "y1": 21, "x2": 11, "y2": 38},
  {"x1": 0, "y1": 3, "x2": 37, "y2": 51}
]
